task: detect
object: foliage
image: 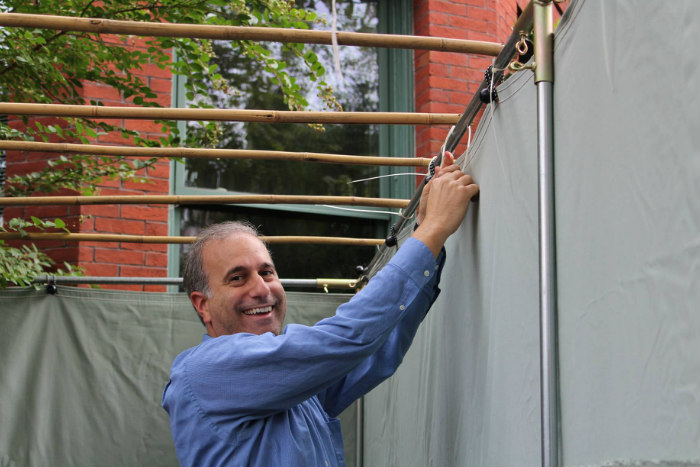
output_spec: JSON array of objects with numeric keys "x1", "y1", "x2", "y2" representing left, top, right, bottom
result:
[
  {"x1": 0, "y1": 0, "x2": 332, "y2": 287},
  {"x1": 0, "y1": 217, "x2": 82, "y2": 288}
]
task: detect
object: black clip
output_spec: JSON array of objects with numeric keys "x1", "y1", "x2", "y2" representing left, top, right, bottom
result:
[
  {"x1": 385, "y1": 224, "x2": 398, "y2": 247},
  {"x1": 479, "y1": 65, "x2": 499, "y2": 104},
  {"x1": 46, "y1": 276, "x2": 58, "y2": 295}
]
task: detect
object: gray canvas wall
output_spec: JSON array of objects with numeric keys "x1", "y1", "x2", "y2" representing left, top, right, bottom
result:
[
  {"x1": 0, "y1": 286, "x2": 353, "y2": 467},
  {"x1": 553, "y1": 0, "x2": 699, "y2": 463},
  {"x1": 363, "y1": 0, "x2": 700, "y2": 465}
]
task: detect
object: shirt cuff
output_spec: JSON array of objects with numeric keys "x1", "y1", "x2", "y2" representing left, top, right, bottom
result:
[{"x1": 388, "y1": 237, "x2": 443, "y2": 288}]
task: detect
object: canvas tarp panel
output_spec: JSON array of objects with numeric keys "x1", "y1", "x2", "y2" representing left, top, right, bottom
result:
[
  {"x1": 0, "y1": 286, "x2": 353, "y2": 467},
  {"x1": 553, "y1": 0, "x2": 699, "y2": 464},
  {"x1": 364, "y1": 58, "x2": 542, "y2": 467},
  {"x1": 363, "y1": 0, "x2": 700, "y2": 465}
]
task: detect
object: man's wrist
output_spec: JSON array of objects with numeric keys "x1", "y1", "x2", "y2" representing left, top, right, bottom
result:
[{"x1": 410, "y1": 223, "x2": 448, "y2": 259}]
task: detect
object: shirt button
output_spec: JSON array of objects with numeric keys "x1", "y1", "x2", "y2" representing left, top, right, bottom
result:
[
  {"x1": 424, "y1": 270, "x2": 430, "y2": 277},
  {"x1": 435, "y1": 264, "x2": 439, "y2": 270},
  {"x1": 399, "y1": 305, "x2": 405, "y2": 310}
]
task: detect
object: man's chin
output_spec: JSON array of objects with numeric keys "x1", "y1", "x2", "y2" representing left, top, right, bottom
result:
[{"x1": 243, "y1": 316, "x2": 283, "y2": 336}]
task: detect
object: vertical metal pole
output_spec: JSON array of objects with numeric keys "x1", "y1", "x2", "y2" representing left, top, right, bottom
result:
[
  {"x1": 355, "y1": 396, "x2": 364, "y2": 467},
  {"x1": 533, "y1": 2, "x2": 560, "y2": 467}
]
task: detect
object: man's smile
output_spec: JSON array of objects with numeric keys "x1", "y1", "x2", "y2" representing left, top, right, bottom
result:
[{"x1": 242, "y1": 305, "x2": 273, "y2": 316}]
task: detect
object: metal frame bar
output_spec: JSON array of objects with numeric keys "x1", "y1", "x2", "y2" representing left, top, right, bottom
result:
[{"x1": 32, "y1": 275, "x2": 358, "y2": 290}]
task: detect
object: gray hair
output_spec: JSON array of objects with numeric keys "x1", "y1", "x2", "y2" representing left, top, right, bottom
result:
[{"x1": 183, "y1": 221, "x2": 263, "y2": 300}]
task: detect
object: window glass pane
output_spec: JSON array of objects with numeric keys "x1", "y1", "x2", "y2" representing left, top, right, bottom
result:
[{"x1": 184, "y1": 0, "x2": 381, "y2": 197}]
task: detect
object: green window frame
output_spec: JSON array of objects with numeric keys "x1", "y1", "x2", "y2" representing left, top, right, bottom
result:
[{"x1": 167, "y1": 0, "x2": 414, "y2": 280}]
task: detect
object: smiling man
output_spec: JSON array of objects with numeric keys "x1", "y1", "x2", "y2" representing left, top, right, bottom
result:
[
  {"x1": 188, "y1": 229, "x2": 287, "y2": 337},
  {"x1": 162, "y1": 153, "x2": 478, "y2": 467}
]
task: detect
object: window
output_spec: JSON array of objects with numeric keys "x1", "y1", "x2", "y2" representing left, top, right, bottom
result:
[{"x1": 169, "y1": 0, "x2": 414, "y2": 282}]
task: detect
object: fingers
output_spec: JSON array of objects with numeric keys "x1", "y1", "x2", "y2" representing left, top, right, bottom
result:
[
  {"x1": 435, "y1": 164, "x2": 460, "y2": 177},
  {"x1": 441, "y1": 151, "x2": 454, "y2": 168},
  {"x1": 435, "y1": 151, "x2": 459, "y2": 178},
  {"x1": 431, "y1": 168, "x2": 479, "y2": 205},
  {"x1": 436, "y1": 169, "x2": 473, "y2": 185},
  {"x1": 465, "y1": 181, "x2": 480, "y2": 199}
]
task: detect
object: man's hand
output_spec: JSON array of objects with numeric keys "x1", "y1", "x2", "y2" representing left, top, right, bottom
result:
[{"x1": 413, "y1": 152, "x2": 479, "y2": 257}]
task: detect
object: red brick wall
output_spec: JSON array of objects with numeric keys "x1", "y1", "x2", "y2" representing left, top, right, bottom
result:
[
  {"x1": 78, "y1": 35, "x2": 172, "y2": 292},
  {"x1": 5, "y1": 34, "x2": 172, "y2": 292},
  {"x1": 4, "y1": 116, "x2": 85, "y2": 274},
  {"x1": 413, "y1": 0, "x2": 527, "y2": 169}
]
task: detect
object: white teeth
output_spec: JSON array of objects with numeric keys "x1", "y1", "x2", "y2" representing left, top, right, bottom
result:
[{"x1": 243, "y1": 306, "x2": 272, "y2": 315}]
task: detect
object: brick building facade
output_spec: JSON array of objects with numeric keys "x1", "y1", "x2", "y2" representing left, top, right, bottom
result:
[{"x1": 5, "y1": 0, "x2": 536, "y2": 291}]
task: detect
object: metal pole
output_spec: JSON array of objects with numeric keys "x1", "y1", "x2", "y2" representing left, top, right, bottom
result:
[
  {"x1": 533, "y1": 1, "x2": 560, "y2": 466},
  {"x1": 355, "y1": 396, "x2": 364, "y2": 467},
  {"x1": 537, "y1": 80, "x2": 559, "y2": 467},
  {"x1": 32, "y1": 275, "x2": 358, "y2": 290}
]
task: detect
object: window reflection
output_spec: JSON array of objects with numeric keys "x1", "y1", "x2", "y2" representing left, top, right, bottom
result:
[{"x1": 184, "y1": 0, "x2": 381, "y2": 197}]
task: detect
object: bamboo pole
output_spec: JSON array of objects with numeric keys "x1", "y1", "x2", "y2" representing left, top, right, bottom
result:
[
  {"x1": 0, "y1": 103, "x2": 460, "y2": 125},
  {"x1": 0, "y1": 140, "x2": 431, "y2": 167},
  {"x1": 0, "y1": 13, "x2": 503, "y2": 56},
  {"x1": 0, "y1": 232, "x2": 384, "y2": 246},
  {"x1": 0, "y1": 194, "x2": 410, "y2": 208}
]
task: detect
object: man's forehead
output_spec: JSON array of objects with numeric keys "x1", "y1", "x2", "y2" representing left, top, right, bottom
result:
[{"x1": 204, "y1": 232, "x2": 273, "y2": 264}]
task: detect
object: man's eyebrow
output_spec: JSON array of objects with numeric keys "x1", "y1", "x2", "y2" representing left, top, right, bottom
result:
[
  {"x1": 223, "y1": 262, "x2": 276, "y2": 280},
  {"x1": 222, "y1": 265, "x2": 247, "y2": 280}
]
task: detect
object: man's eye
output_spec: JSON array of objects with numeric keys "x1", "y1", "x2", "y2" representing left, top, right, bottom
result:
[
  {"x1": 229, "y1": 275, "x2": 243, "y2": 283},
  {"x1": 260, "y1": 270, "x2": 274, "y2": 277}
]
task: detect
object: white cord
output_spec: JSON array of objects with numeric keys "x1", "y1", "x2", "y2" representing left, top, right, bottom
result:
[
  {"x1": 460, "y1": 125, "x2": 473, "y2": 161},
  {"x1": 331, "y1": 0, "x2": 343, "y2": 83},
  {"x1": 440, "y1": 125, "x2": 456, "y2": 160},
  {"x1": 318, "y1": 205, "x2": 405, "y2": 217},
  {"x1": 348, "y1": 172, "x2": 427, "y2": 184}
]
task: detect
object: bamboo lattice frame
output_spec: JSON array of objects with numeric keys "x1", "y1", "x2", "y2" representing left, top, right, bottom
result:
[
  {"x1": 0, "y1": 13, "x2": 503, "y2": 56},
  {"x1": 0, "y1": 10, "x2": 465, "y2": 252},
  {"x1": 0, "y1": 140, "x2": 432, "y2": 167}
]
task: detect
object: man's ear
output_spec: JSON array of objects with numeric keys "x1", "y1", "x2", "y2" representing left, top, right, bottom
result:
[{"x1": 190, "y1": 291, "x2": 211, "y2": 325}]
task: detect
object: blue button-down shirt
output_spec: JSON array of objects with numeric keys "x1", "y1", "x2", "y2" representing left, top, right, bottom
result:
[{"x1": 162, "y1": 237, "x2": 445, "y2": 467}]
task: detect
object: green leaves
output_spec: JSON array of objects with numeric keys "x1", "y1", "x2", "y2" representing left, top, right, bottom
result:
[
  {"x1": 0, "y1": 241, "x2": 84, "y2": 288},
  {"x1": 0, "y1": 243, "x2": 55, "y2": 289},
  {"x1": 3, "y1": 217, "x2": 71, "y2": 237},
  {"x1": 5, "y1": 152, "x2": 158, "y2": 197}
]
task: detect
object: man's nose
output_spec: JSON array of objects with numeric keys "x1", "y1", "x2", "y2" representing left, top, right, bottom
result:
[{"x1": 248, "y1": 273, "x2": 271, "y2": 298}]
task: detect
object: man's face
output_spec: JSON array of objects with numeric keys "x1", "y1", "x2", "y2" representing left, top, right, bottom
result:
[{"x1": 192, "y1": 233, "x2": 287, "y2": 337}]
